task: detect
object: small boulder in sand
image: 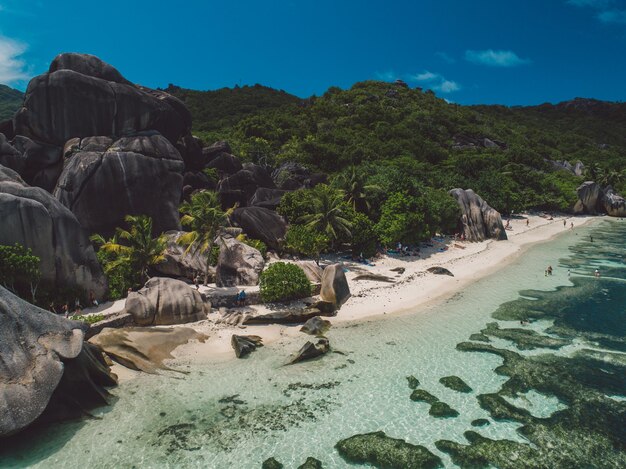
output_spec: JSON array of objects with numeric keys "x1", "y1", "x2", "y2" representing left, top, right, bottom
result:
[
  {"x1": 231, "y1": 334, "x2": 263, "y2": 358},
  {"x1": 289, "y1": 337, "x2": 330, "y2": 364},
  {"x1": 320, "y1": 264, "x2": 351, "y2": 308},
  {"x1": 427, "y1": 266, "x2": 454, "y2": 277}
]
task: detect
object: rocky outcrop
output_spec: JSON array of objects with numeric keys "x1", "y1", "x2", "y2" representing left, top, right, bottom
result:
[
  {"x1": 573, "y1": 181, "x2": 602, "y2": 214},
  {"x1": 53, "y1": 132, "x2": 184, "y2": 235},
  {"x1": 215, "y1": 237, "x2": 265, "y2": 287},
  {"x1": 89, "y1": 326, "x2": 207, "y2": 373},
  {"x1": 295, "y1": 261, "x2": 323, "y2": 283},
  {"x1": 271, "y1": 162, "x2": 326, "y2": 190},
  {"x1": 152, "y1": 231, "x2": 208, "y2": 281},
  {"x1": 289, "y1": 337, "x2": 330, "y2": 364},
  {"x1": 205, "y1": 152, "x2": 243, "y2": 175},
  {"x1": 218, "y1": 164, "x2": 276, "y2": 206},
  {"x1": 320, "y1": 264, "x2": 351, "y2": 308},
  {"x1": 0, "y1": 165, "x2": 107, "y2": 296},
  {"x1": 449, "y1": 189, "x2": 507, "y2": 242},
  {"x1": 229, "y1": 207, "x2": 287, "y2": 250},
  {"x1": 601, "y1": 186, "x2": 626, "y2": 217},
  {"x1": 0, "y1": 286, "x2": 116, "y2": 437},
  {"x1": 231, "y1": 334, "x2": 263, "y2": 358},
  {"x1": 249, "y1": 187, "x2": 288, "y2": 210},
  {"x1": 300, "y1": 316, "x2": 331, "y2": 336},
  {"x1": 243, "y1": 306, "x2": 334, "y2": 325},
  {"x1": 550, "y1": 159, "x2": 585, "y2": 177},
  {"x1": 125, "y1": 277, "x2": 209, "y2": 326},
  {"x1": 202, "y1": 140, "x2": 231, "y2": 164},
  {"x1": 14, "y1": 53, "x2": 190, "y2": 147}
]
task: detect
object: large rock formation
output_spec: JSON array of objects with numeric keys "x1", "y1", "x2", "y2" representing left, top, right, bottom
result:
[
  {"x1": 0, "y1": 165, "x2": 107, "y2": 296},
  {"x1": 152, "y1": 231, "x2": 208, "y2": 281},
  {"x1": 601, "y1": 186, "x2": 626, "y2": 217},
  {"x1": 229, "y1": 207, "x2": 287, "y2": 250},
  {"x1": 125, "y1": 277, "x2": 209, "y2": 326},
  {"x1": 0, "y1": 286, "x2": 116, "y2": 437},
  {"x1": 53, "y1": 132, "x2": 184, "y2": 235},
  {"x1": 249, "y1": 187, "x2": 288, "y2": 210},
  {"x1": 218, "y1": 164, "x2": 276, "y2": 207},
  {"x1": 14, "y1": 53, "x2": 190, "y2": 147},
  {"x1": 449, "y1": 189, "x2": 507, "y2": 242},
  {"x1": 215, "y1": 236, "x2": 265, "y2": 287},
  {"x1": 320, "y1": 264, "x2": 351, "y2": 309},
  {"x1": 573, "y1": 181, "x2": 602, "y2": 214}
]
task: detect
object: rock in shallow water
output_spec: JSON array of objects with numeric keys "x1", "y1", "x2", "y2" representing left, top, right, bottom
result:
[
  {"x1": 439, "y1": 375, "x2": 472, "y2": 393},
  {"x1": 335, "y1": 431, "x2": 443, "y2": 469},
  {"x1": 300, "y1": 316, "x2": 331, "y2": 336},
  {"x1": 296, "y1": 457, "x2": 324, "y2": 469},
  {"x1": 289, "y1": 338, "x2": 330, "y2": 364},
  {"x1": 231, "y1": 334, "x2": 263, "y2": 358}
]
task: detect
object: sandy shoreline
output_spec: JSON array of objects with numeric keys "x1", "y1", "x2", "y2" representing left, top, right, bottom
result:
[{"x1": 107, "y1": 213, "x2": 600, "y2": 378}]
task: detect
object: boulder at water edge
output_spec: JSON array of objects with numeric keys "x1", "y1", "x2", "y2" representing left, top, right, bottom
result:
[
  {"x1": 53, "y1": 132, "x2": 184, "y2": 235},
  {"x1": 215, "y1": 236, "x2": 265, "y2": 287},
  {"x1": 0, "y1": 165, "x2": 107, "y2": 296},
  {"x1": 601, "y1": 186, "x2": 626, "y2": 217},
  {"x1": 573, "y1": 181, "x2": 602, "y2": 214},
  {"x1": 125, "y1": 277, "x2": 209, "y2": 326},
  {"x1": 0, "y1": 286, "x2": 116, "y2": 437},
  {"x1": 449, "y1": 188, "x2": 507, "y2": 242},
  {"x1": 320, "y1": 264, "x2": 351, "y2": 309}
]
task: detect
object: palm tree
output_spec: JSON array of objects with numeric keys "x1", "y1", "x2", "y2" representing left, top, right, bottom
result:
[
  {"x1": 332, "y1": 167, "x2": 380, "y2": 213},
  {"x1": 299, "y1": 185, "x2": 352, "y2": 247},
  {"x1": 91, "y1": 215, "x2": 167, "y2": 285},
  {"x1": 178, "y1": 190, "x2": 227, "y2": 284},
  {"x1": 598, "y1": 168, "x2": 625, "y2": 189}
]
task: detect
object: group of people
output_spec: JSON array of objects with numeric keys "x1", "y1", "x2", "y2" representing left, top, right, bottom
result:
[{"x1": 49, "y1": 291, "x2": 99, "y2": 318}]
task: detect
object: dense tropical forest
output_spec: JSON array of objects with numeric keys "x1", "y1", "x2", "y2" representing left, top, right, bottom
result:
[{"x1": 0, "y1": 84, "x2": 23, "y2": 121}]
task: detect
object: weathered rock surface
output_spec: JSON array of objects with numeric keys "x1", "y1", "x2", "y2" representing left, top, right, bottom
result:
[
  {"x1": 297, "y1": 457, "x2": 324, "y2": 469},
  {"x1": 449, "y1": 188, "x2": 507, "y2": 241},
  {"x1": 14, "y1": 53, "x2": 190, "y2": 147},
  {"x1": 202, "y1": 140, "x2": 231, "y2": 163},
  {"x1": 53, "y1": 132, "x2": 184, "y2": 235},
  {"x1": 574, "y1": 181, "x2": 602, "y2": 214},
  {"x1": 0, "y1": 165, "x2": 107, "y2": 296},
  {"x1": 125, "y1": 277, "x2": 209, "y2": 326},
  {"x1": 243, "y1": 306, "x2": 334, "y2": 325},
  {"x1": 152, "y1": 231, "x2": 208, "y2": 281},
  {"x1": 353, "y1": 273, "x2": 395, "y2": 282},
  {"x1": 300, "y1": 316, "x2": 332, "y2": 336},
  {"x1": 289, "y1": 337, "x2": 330, "y2": 364},
  {"x1": 439, "y1": 376, "x2": 472, "y2": 393},
  {"x1": 602, "y1": 186, "x2": 626, "y2": 217},
  {"x1": 335, "y1": 431, "x2": 443, "y2": 469},
  {"x1": 215, "y1": 237, "x2": 264, "y2": 287},
  {"x1": 262, "y1": 457, "x2": 284, "y2": 469},
  {"x1": 231, "y1": 334, "x2": 263, "y2": 358},
  {"x1": 320, "y1": 264, "x2": 351, "y2": 308},
  {"x1": 295, "y1": 260, "x2": 324, "y2": 283},
  {"x1": 205, "y1": 152, "x2": 242, "y2": 175},
  {"x1": 0, "y1": 286, "x2": 116, "y2": 437},
  {"x1": 249, "y1": 187, "x2": 287, "y2": 210},
  {"x1": 427, "y1": 266, "x2": 454, "y2": 277},
  {"x1": 229, "y1": 206, "x2": 287, "y2": 250},
  {"x1": 271, "y1": 162, "x2": 326, "y2": 190},
  {"x1": 89, "y1": 326, "x2": 207, "y2": 373}
]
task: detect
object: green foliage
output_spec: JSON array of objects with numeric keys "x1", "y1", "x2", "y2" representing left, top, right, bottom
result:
[
  {"x1": 277, "y1": 188, "x2": 316, "y2": 223},
  {"x1": 0, "y1": 84, "x2": 23, "y2": 120},
  {"x1": 259, "y1": 262, "x2": 312, "y2": 303},
  {"x1": 0, "y1": 243, "x2": 41, "y2": 302},
  {"x1": 179, "y1": 190, "x2": 227, "y2": 283},
  {"x1": 350, "y1": 212, "x2": 378, "y2": 258},
  {"x1": 72, "y1": 314, "x2": 105, "y2": 324},
  {"x1": 237, "y1": 234, "x2": 268, "y2": 257},
  {"x1": 91, "y1": 215, "x2": 167, "y2": 297},
  {"x1": 297, "y1": 184, "x2": 353, "y2": 246},
  {"x1": 284, "y1": 225, "x2": 329, "y2": 260}
]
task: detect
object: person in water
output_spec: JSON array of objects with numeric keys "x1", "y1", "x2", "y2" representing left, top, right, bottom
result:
[
  {"x1": 594, "y1": 269, "x2": 600, "y2": 278},
  {"x1": 590, "y1": 235, "x2": 593, "y2": 242}
]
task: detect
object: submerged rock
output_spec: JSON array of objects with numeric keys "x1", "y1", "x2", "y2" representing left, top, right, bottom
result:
[
  {"x1": 231, "y1": 334, "x2": 263, "y2": 358},
  {"x1": 481, "y1": 322, "x2": 570, "y2": 350},
  {"x1": 439, "y1": 376, "x2": 472, "y2": 393},
  {"x1": 429, "y1": 401, "x2": 459, "y2": 418},
  {"x1": 449, "y1": 188, "x2": 507, "y2": 241},
  {"x1": 300, "y1": 316, "x2": 331, "y2": 336},
  {"x1": 406, "y1": 375, "x2": 420, "y2": 389},
  {"x1": 471, "y1": 418, "x2": 490, "y2": 427},
  {"x1": 320, "y1": 264, "x2": 351, "y2": 308},
  {"x1": 410, "y1": 389, "x2": 439, "y2": 404},
  {"x1": 89, "y1": 326, "x2": 207, "y2": 373},
  {"x1": 289, "y1": 338, "x2": 330, "y2": 364},
  {"x1": 335, "y1": 431, "x2": 443, "y2": 469},
  {"x1": 261, "y1": 458, "x2": 284, "y2": 469},
  {"x1": 125, "y1": 277, "x2": 209, "y2": 326},
  {"x1": 0, "y1": 286, "x2": 116, "y2": 437},
  {"x1": 297, "y1": 457, "x2": 324, "y2": 469}
]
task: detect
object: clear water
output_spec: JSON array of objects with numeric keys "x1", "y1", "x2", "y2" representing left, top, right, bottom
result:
[{"x1": 2, "y1": 219, "x2": 625, "y2": 468}]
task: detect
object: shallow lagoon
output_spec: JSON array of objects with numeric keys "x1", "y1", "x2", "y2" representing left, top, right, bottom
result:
[{"x1": 2, "y1": 219, "x2": 625, "y2": 468}]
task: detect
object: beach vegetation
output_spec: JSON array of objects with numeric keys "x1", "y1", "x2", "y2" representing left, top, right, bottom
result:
[
  {"x1": 0, "y1": 243, "x2": 41, "y2": 303},
  {"x1": 259, "y1": 262, "x2": 312, "y2": 303}
]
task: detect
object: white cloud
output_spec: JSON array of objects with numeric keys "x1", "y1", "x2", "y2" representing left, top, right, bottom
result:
[
  {"x1": 465, "y1": 49, "x2": 531, "y2": 67},
  {"x1": 0, "y1": 35, "x2": 29, "y2": 84},
  {"x1": 408, "y1": 70, "x2": 460, "y2": 94},
  {"x1": 598, "y1": 9, "x2": 626, "y2": 23}
]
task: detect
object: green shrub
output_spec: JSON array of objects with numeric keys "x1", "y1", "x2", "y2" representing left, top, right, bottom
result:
[
  {"x1": 284, "y1": 225, "x2": 329, "y2": 260},
  {"x1": 237, "y1": 234, "x2": 268, "y2": 257},
  {"x1": 0, "y1": 243, "x2": 41, "y2": 303},
  {"x1": 72, "y1": 314, "x2": 105, "y2": 324},
  {"x1": 350, "y1": 212, "x2": 378, "y2": 258},
  {"x1": 259, "y1": 262, "x2": 312, "y2": 303}
]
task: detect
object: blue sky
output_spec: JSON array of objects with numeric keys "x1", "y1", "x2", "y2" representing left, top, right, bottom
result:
[{"x1": 1, "y1": 0, "x2": 625, "y2": 105}]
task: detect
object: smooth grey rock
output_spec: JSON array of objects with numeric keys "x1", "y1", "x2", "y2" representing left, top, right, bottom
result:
[
  {"x1": 300, "y1": 316, "x2": 331, "y2": 336},
  {"x1": 427, "y1": 266, "x2": 454, "y2": 277},
  {"x1": 289, "y1": 338, "x2": 330, "y2": 364},
  {"x1": 0, "y1": 164, "x2": 107, "y2": 296},
  {"x1": 231, "y1": 334, "x2": 263, "y2": 358},
  {"x1": 602, "y1": 186, "x2": 626, "y2": 217},
  {"x1": 152, "y1": 231, "x2": 208, "y2": 281},
  {"x1": 125, "y1": 277, "x2": 209, "y2": 326},
  {"x1": 53, "y1": 132, "x2": 184, "y2": 236},
  {"x1": 575, "y1": 181, "x2": 602, "y2": 214},
  {"x1": 449, "y1": 188, "x2": 507, "y2": 241},
  {"x1": 229, "y1": 206, "x2": 287, "y2": 250},
  {"x1": 320, "y1": 264, "x2": 351, "y2": 309},
  {"x1": 215, "y1": 237, "x2": 264, "y2": 287},
  {"x1": 0, "y1": 286, "x2": 116, "y2": 437}
]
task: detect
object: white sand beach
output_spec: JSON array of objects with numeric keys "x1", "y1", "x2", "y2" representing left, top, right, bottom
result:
[{"x1": 102, "y1": 213, "x2": 598, "y2": 377}]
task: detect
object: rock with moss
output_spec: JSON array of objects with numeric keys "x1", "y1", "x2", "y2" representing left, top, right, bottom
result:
[
  {"x1": 429, "y1": 401, "x2": 459, "y2": 418},
  {"x1": 297, "y1": 457, "x2": 323, "y2": 469},
  {"x1": 406, "y1": 375, "x2": 420, "y2": 389},
  {"x1": 262, "y1": 457, "x2": 283, "y2": 469},
  {"x1": 481, "y1": 322, "x2": 570, "y2": 350},
  {"x1": 335, "y1": 431, "x2": 443, "y2": 469},
  {"x1": 471, "y1": 418, "x2": 490, "y2": 427},
  {"x1": 469, "y1": 333, "x2": 490, "y2": 342},
  {"x1": 410, "y1": 389, "x2": 439, "y2": 404},
  {"x1": 439, "y1": 376, "x2": 472, "y2": 393}
]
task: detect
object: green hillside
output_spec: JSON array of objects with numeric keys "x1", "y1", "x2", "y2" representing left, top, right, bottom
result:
[{"x1": 0, "y1": 84, "x2": 23, "y2": 121}]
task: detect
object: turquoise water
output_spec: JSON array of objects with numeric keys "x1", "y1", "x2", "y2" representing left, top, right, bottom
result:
[{"x1": 2, "y1": 220, "x2": 625, "y2": 468}]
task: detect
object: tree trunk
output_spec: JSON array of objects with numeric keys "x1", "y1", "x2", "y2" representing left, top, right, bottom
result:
[{"x1": 204, "y1": 239, "x2": 214, "y2": 285}]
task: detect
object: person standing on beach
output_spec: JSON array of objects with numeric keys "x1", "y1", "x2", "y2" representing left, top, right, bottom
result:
[
  {"x1": 526, "y1": 219, "x2": 529, "y2": 227},
  {"x1": 563, "y1": 219, "x2": 567, "y2": 228},
  {"x1": 570, "y1": 222, "x2": 574, "y2": 230}
]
